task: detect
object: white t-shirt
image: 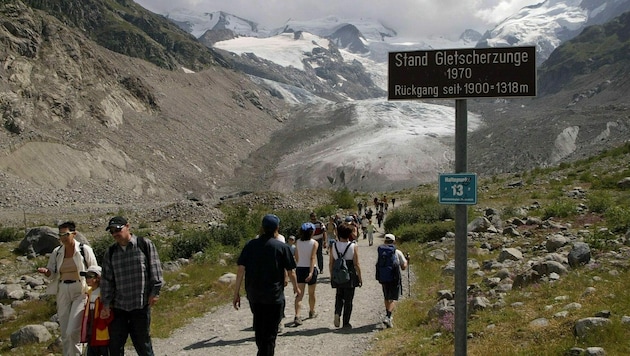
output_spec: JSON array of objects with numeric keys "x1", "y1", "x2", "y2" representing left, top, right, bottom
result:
[
  {"x1": 276, "y1": 234, "x2": 286, "y2": 243},
  {"x1": 332, "y1": 241, "x2": 356, "y2": 261},
  {"x1": 295, "y1": 239, "x2": 317, "y2": 268}
]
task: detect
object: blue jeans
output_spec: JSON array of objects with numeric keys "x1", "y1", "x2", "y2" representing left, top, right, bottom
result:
[{"x1": 109, "y1": 305, "x2": 154, "y2": 356}]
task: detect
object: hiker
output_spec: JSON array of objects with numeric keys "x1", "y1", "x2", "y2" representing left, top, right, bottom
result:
[
  {"x1": 293, "y1": 222, "x2": 320, "y2": 326},
  {"x1": 329, "y1": 222, "x2": 362, "y2": 328},
  {"x1": 233, "y1": 214, "x2": 299, "y2": 355},
  {"x1": 366, "y1": 219, "x2": 375, "y2": 246},
  {"x1": 309, "y1": 212, "x2": 327, "y2": 273},
  {"x1": 360, "y1": 215, "x2": 368, "y2": 239},
  {"x1": 287, "y1": 235, "x2": 296, "y2": 256},
  {"x1": 38, "y1": 221, "x2": 98, "y2": 356},
  {"x1": 101, "y1": 216, "x2": 164, "y2": 356},
  {"x1": 376, "y1": 234, "x2": 408, "y2": 328},
  {"x1": 357, "y1": 201, "x2": 363, "y2": 215},
  {"x1": 80, "y1": 265, "x2": 113, "y2": 356},
  {"x1": 376, "y1": 210, "x2": 384, "y2": 228},
  {"x1": 326, "y1": 216, "x2": 338, "y2": 247}
]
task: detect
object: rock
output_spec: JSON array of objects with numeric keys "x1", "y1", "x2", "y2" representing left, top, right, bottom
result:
[
  {"x1": 585, "y1": 346, "x2": 607, "y2": 355},
  {"x1": 621, "y1": 316, "x2": 630, "y2": 324},
  {"x1": 469, "y1": 297, "x2": 490, "y2": 312},
  {"x1": 468, "y1": 217, "x2": 493, "y2": 232},
  {"x1": 498, "y1": 248, "x2": 523, "y2": 262},
  {"x1": 428, "y1": 249, "x2": 447, "y2": 261},
  {"x1": 10, "y1": 324, "x2": 52, "y2": 347},
  {"x1": 532, "y1": 260, "x2": 568, "y2": 276},
  {"x1": 574, "y1": 317, "x2": 611, "y2": 338},
  {"x1": 0, "y1": 284, "x2": 25, "y2": 300},
  {"x1": 0, "y1": 304, "x2": 16, "y2": 321},
  {"x1": 617, "y1": 177, "x2": 630, "y2": 189},
  {"x1": 568, "y1": 242, "x2": 591, "y2": 268},
  {"x1": 546, "y1": 234, "x2": 568, "y2": 252},
  {"x1": 594, "y1": 310, "x2": 611, "y2": 318},
  {"x1": 529, "y1": 318, "x2": 549, "y2": 327},
  {"x1": 218, "y1": 273, "x2": 237, "y2": 284}
]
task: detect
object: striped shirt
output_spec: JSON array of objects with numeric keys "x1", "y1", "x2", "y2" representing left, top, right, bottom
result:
[{"x1": 101, "y1": 235, "x2": 164, "y2": 311}]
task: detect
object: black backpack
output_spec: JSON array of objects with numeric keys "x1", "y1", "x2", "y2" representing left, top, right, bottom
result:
[
  {"x1": 376, "y1": 244, "x2": 400, "y2": 284},
  {"x1": 332, "y1": 243, "x2": 352, "y2": 285}
]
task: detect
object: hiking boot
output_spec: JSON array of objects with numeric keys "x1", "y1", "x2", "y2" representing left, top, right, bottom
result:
[
  {"x1": 293, "y1": 316, "x2": 303, "y2": 326},
  {"x1": 342, "y1": 323, "x2": 352, "y2": 329},
  {"x1": 309, "y1": 311, "x2": 318, "y2": 319},
  {"x1": 383, "y1": 316, "x2": 393, "y2": 328},
  {"x1": 334, "y1": 314, "x2": 340, "y2": 327}
]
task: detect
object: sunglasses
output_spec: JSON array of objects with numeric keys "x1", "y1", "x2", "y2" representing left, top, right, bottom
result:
[
  {"x1": 85, "y1": 273, "x2": 99, "y2": 279},
  {"x1": 58, "y1": 231, "x2": 74, "y2": 238},
  {"x1": 108, "y1": 226, "x2": 124, "y2": 234}
]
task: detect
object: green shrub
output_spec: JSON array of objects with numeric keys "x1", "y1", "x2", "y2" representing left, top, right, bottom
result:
[
  {"x1": 0, "y1": 227, "x2": 24, "y2": 243},
  {"x1": 542, "y1": 200, "x2": 576, "y2": 219},
  {"x1": 331, "y1": 188, "x2": 355, "y2": 209},
  {"x1": 384, "y1": 194, "x2": 454, "y2": 232},
  {"x1": 604, "y1": 206, "x2": 630, "y2": 233},
  {"x1": 587, "y1": 191, "x2": 614, "y2": 214},
  {"x1": 171, "y1": 230, "x2": 212, "y2": 260},
  {"x1": 275, "y1": 209, "x2": 311, "y2": 238},
  {"x1": 90, "y1": 235, "x2": 115, "y2": 263},
  {"x1": 394, "y1": 221, "x2": 455, "y2": 243}
]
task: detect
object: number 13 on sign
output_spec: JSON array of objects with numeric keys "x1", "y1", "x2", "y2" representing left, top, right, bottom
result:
[{"x1": 438, "y1": 173, "x2": 477, "y2": 205}]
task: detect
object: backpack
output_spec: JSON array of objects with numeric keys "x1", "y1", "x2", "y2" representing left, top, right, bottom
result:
[
  {"x1": 332, "y1": 243, "x2": 352, "y2": 285},
  {"x1": 376, "y1": 244, "x2": 400, "y2": 284}
]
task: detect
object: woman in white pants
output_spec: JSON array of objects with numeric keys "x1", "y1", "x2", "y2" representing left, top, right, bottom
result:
[{"x1": 38, "y1": 221, "x2": 97, "y2": 356}]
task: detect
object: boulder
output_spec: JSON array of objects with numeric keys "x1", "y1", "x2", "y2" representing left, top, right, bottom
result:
[
  {"x1": 546, "y1": 234, "x2": 568, "y2": 252},
  {"x1": 574, "y1": 317, "x2": 611, "y2": 338},
  {"x1": 568, "y1": 242, "x2": 591, "y2": 268},
  {"x1": 17, "y1": 226, "x2": 89, "y2": 256},
  {"x1": 468, "y1": 217, "x2": 493, "y2": 233},
  {"x1": 617, "y1": 177, "x2": 630, "y2": 189},
  {"x1": 10, "y1": 324, "x2": 52, "y2": 347},
  {"x1": 0, "y1": 304, "x2": 16, "y2": 322},
  {"x1": 498, "y1": 248, "x2": 523, "y2": 262}
]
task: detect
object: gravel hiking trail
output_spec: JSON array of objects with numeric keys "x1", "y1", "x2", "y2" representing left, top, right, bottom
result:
[{"x1": 127, "y1": 220, "x2": 413, "y2": 356}]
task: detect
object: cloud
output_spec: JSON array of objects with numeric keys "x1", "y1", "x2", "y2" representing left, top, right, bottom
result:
[{"x1": 136, "y1": 0, "x2": 541, "y2": 38}]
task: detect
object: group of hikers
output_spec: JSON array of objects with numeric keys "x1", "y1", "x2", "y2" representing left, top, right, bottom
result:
[
  {"x1": 35, "y1": 197, "x2": 405, "y2": 356},
  {"x1": 37, "y1": 217, "x2": 164, "y2": 356},
  {"x1": 233, "y1": 204, "x2": 408, "y2": 356}
]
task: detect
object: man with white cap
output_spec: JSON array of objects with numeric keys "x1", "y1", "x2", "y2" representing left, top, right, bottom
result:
[{"x1": 376, "y1": 233, "x2": 407, "y2": 328}]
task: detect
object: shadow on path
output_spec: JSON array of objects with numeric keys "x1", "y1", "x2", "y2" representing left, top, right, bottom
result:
[{"x1": 183, "y1": 335, "x2": 256, "y2": 351}]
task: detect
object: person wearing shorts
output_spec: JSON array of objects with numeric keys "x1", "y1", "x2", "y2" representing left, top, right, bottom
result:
[
  {"x1": 293, "y1": 222, "x2": 320, "y2": 326},
  {"x1": 379, "y1": 234, "x2": 407, "y2": 328}
]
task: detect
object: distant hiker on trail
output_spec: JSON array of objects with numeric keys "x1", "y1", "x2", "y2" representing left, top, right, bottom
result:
[
  {"x1": 376, "y1": 210, "x2": 384, "y2": 228},
  {"x1": 326, "y1": 216, "x2": 338, "y2": 250},
  {"x1": 293, "y1": 222, "x2": 320, "y2": 326},
  {"x1": 373, "y1": 197, "x2": 379, "y2": 210},
  {"x1": 357, "y1": 201, "x2": 363, "y2": 215},
  {"x1": 329, "y1": 222, "x2": 362, "y2": 329},
  {"x1": 360, "y1": 215, "x2": 369, "y2": 240},
  {"x1": 376, "y1": 234, "x2": 407, "y2": 328},
  {"x1": 366, "y1": 219, "x2": 375, "y2": 246},
  {"x1": 391, "y1": 197, "x2": 396, "y2": 208},
  {"x1": 233, "y1": 214, "x2": 299, "y2": 356},
  {"x1": 309, "y1": 212, "x2": 327, "y2": 274}
]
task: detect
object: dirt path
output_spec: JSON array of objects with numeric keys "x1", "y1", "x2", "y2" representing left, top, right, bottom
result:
[{"x1": 128, "y1": 218, "x2": 412, "y2": 356}]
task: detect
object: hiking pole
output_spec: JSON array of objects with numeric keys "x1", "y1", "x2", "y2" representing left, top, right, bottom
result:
[{"x1": 405, "y1": 253, "x2": 410, "y2": 297}]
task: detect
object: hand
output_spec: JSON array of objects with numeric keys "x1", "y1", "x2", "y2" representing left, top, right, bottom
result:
[
  {"x1": 37, "y1": 267, "x2": 50, "y2": 276},
  {"x1": 233, "y1": 294, "x2": 241, "y2": 310},
  {"x1": 305, "y1": 274, "x2": 312, "y2": 282},
  {"x1": 149, "y1": 295, "x2": 160, "y2": 306},
  {"x1": 100, "y1": 307, "x2": 111, "y2": 319}
]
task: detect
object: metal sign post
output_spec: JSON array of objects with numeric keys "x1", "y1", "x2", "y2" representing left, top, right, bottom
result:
[{"x1": 388, "y1": 46, "x2": 536, "y2": 355}]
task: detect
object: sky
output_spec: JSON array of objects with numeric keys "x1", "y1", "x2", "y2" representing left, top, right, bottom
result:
[{"x1": 135, "y1": 0, "x2": 543, "y2": 39}]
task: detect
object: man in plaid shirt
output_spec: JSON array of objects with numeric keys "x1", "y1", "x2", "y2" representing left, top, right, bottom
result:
[{"x1": 101, "y1": 216, "x2": 164, "y2": 356}]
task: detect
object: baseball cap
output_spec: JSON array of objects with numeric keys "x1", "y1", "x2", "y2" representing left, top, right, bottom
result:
[
  {"x1": 262, "y1": 214, "x2": 280, "y2": 229},
  {"x1": 345, "y1": 216, "x2": 354, "y2": 222},
  {"x1": 105, "y1": 216, "x2": 127, "y2": 231},
  {"x1": 384, "y1": 233, "x2": 396, "y2": 242},
  {"x1": 288, "y1": 235, "x2": 296, "y2": 241},
  {"x1": 301, "y1": 222, "x2": 315, "y2": 231},
  {"x1": 79, "y1": 265, "x2": 102, "y2": 277}
]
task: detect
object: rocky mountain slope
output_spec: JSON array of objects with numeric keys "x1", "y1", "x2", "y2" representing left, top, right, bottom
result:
[{"x1": 0, "y1": 1, "x2": 287, "y2": 211}]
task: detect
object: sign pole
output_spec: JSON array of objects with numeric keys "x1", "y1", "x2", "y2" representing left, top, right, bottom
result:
[{"x1": 454, "y1": 99, "x2": 468, "y2": 356}]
